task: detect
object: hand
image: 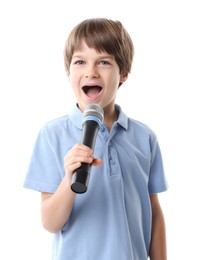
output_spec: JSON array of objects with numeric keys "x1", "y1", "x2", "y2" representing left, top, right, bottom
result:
[{"x1": 64, "y1": 144, "x2": 103, "y2": 184}]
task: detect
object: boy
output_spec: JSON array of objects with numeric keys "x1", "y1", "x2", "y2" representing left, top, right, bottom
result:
[{"x1": 24, "y1": 18, "x2": 168, "y2": 259}]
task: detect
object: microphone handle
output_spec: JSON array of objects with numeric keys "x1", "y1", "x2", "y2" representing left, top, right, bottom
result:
[{"x1": 71, "y1": 121, "x2": 99, "y2": 194}]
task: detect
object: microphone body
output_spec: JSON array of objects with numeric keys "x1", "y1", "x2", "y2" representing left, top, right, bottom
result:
[{"x1": 71, "y1": 104, "x2": 104, "y2": 194}]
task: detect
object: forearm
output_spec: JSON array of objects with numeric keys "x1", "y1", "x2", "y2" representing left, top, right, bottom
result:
[
  {"x1": 41, "y1": 177, "x2": 76, "y2": 233},
  {"x1": 149, "y1": 194, "x2": 167, "y2": 260},
  {"x1": 41, "y1": 144, "x2": 101, "y2": 233},
  {"x1": 149, "y1": 209, "x2": 167, "y2": 260}
]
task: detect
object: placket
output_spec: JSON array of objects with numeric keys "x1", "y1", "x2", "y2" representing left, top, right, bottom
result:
[{"x1": 99, "y1": 123, "x2": 122, "y2": 177}]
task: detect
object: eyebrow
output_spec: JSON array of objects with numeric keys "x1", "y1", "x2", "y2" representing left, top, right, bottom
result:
[
  {"x1": 72, "y1": 54, "x2": 114, "y2": 60},
  {"x1": 99, "y1": 55, "x2": 114, "y2": 60}
]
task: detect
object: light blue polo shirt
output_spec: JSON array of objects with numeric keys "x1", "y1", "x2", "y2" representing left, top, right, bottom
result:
[{"x1": 24, "y1": 104, "x2": 168, "y2": 260}]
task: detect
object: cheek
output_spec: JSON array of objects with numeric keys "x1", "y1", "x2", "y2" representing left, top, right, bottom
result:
[
  {"x1": 69, "y1": 69, "x2": 81, "y2": 82},
  {"x1": 68, "y1": 72, "x2": 77, "y2": 85},
  {"x1": 67, "y1": 73, "x2": 81, "y2": 95},
  {"x1": 110, "y1": 73, "x2": 122, "y2": 88},
  {"x1": 108, "y1": 68, "x2": 121, "y2": 83}
]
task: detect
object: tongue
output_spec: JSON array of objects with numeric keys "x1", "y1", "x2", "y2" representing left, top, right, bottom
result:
[{"x1": 86, "y1": 87, "x2": 100, "y2": 98}]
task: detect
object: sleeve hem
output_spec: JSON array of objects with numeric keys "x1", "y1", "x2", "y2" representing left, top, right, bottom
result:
[
  {"x1": 23, "y1": 180, "x2": 58, "y2": 193},
  {"x1": 149, "y1": 183, "x2": 169, "y2": 194}
]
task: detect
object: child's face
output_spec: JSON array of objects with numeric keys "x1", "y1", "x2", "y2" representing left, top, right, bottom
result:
[{"x1": 67, "y1": 41, "x2": 127, "y2": 112}]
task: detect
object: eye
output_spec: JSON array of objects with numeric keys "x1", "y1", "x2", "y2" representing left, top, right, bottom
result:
[
  {"x1": 73, "y1": 60, "x2": 85, "y2": 65},
  {"x1": 99, "y1": 60, "x2": 110, "y2": 65}
]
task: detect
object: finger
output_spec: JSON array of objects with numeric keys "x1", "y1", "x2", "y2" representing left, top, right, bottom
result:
[
  {"x1": 64, "y1": 145, "x2": 94, "y2": 170},
  {"x1": 64, "y1": 153, "x2": 93, "y2": 168},
  {"x1": 66, "y1": 161, "x2": 81, "y2": 175},
  {"x1": 92, "y1": 158, "x2": 103, "y2": 166},
  {"x1": 66, "y1": 144, "x2": 93, "y2": 161},
  {"x1": 72, "y1": 143, "x2": 93, "y2": 155}
]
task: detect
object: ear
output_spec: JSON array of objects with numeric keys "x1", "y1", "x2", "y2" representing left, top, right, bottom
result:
[
  {"x1": 66, "y1": 70, "x2": 70, "y2": 82},
  {"x1": 119, "y1": 72, "x2": 129, "y2": 84},
  {"x1": 66, "y1": 69, "x2": 70, "y2": 77}
]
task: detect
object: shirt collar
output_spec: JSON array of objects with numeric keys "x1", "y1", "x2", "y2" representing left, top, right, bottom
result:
[
  {"x1": 68, "y1": 103, "x2": 128, "y2": 131},
  {"x1": 115, "y1": 104, "x2": 128, "y2": 131},
  {"x1": 69, "y1": 104, "x2": 83, "y2": 129}
]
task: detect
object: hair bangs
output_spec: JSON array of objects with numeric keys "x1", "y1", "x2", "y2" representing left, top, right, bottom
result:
[{"x1": 73, "y1": 19, "x2": 117, "y2": 54}]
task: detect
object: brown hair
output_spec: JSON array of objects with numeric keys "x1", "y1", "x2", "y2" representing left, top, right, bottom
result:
[{"x1": 64, "y1": 18, "x2": 134, "y2": 75}]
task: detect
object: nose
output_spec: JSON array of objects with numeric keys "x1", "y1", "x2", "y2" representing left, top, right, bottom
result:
[{"x1": 85, "y1": 65, "x2": 99, "y2": 79}]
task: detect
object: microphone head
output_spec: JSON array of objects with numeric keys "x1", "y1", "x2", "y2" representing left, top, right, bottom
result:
[{"x1": 83, "y1": 104, "x2": 104, "y2": 126}]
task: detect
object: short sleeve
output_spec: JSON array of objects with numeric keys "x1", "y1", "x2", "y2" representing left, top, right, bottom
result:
[
  {"x1": 23, "y1": 128, "x2": 62, "y2": 193},
  {"x1": 148, "y1": 134, "x2": 168, "y2": 194}
]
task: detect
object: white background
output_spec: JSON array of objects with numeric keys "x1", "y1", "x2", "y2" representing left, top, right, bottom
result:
[{"x1": 0, "y1": 0, "x2": 196, "y2": 259}]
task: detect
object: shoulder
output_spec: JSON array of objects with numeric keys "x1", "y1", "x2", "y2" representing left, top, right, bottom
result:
[
  {"x1": 117, "y1": 104, "x2": 158, "y2": 145},
  {"x1": 41, "y1": 106, "x2": 83, "y2": 134},
  {"x1": 38, "y1": 115, "x2": 77, "y2": 142},
  {"x1": 128, "y1": 117, "x2": 156, "y2": 137},
  {"x1": 41, "y1": 115, "x2": 70, "y2": 133},
  {"x1": 117, "y1": 104, "x2": 156, "y2": 137},
  {"x1": 128, "y1": 117, "x2": 158, "y2": 153},
  {"x1": 44, "y1": 115, "x2": 69, "y2": 129}
]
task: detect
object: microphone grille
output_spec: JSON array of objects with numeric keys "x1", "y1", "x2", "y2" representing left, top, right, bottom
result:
[{"x1": 83, "y1": 104, "x2": 104, "y2": 123}]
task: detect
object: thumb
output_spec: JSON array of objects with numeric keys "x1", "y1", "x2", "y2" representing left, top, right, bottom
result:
[{"x1": 92, "y1": 158, "x2": 103, "y2": 167}]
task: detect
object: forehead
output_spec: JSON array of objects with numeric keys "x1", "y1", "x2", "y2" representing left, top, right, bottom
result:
[{"x1": 72, "y1": 40, "x2": 114, "y2": 58}]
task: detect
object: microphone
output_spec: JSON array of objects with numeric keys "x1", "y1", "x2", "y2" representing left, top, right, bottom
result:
[{"x1": 71, "y1": 104, "x2": 104, "y2": 194}]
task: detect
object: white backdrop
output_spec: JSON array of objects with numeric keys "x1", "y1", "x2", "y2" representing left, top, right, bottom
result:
[{"x1": 0, "y1": 0, "x2": 196, "y2": 259}]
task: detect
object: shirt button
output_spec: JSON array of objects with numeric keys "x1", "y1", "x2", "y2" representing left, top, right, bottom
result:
[
  {"x1": 110, "y1": 159, "x2": 115, "y2": 165},
  {"x1": 100, "y1": 126, "x2": 105, "y2": 132}
]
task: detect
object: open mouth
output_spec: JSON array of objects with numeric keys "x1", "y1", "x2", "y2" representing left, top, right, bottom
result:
[{"x1": 82, "y1": 85, "x2": 102, "y2": 99}]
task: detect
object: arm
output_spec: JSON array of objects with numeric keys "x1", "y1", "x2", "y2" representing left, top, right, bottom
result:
[
  {"x1": 41, "y1": 180, "x2": 76, "y2": 233},
  {"x1": 41, "y1": 144, "x2": 102, "y2": 233},
  {"x1": 149, "y1": 194, "x2": 167, "y2": 260}
]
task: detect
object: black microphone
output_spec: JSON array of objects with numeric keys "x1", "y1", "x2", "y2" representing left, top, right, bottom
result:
[{"x1": 71, "y1": 104, "x2": 104, "y2": 194}]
